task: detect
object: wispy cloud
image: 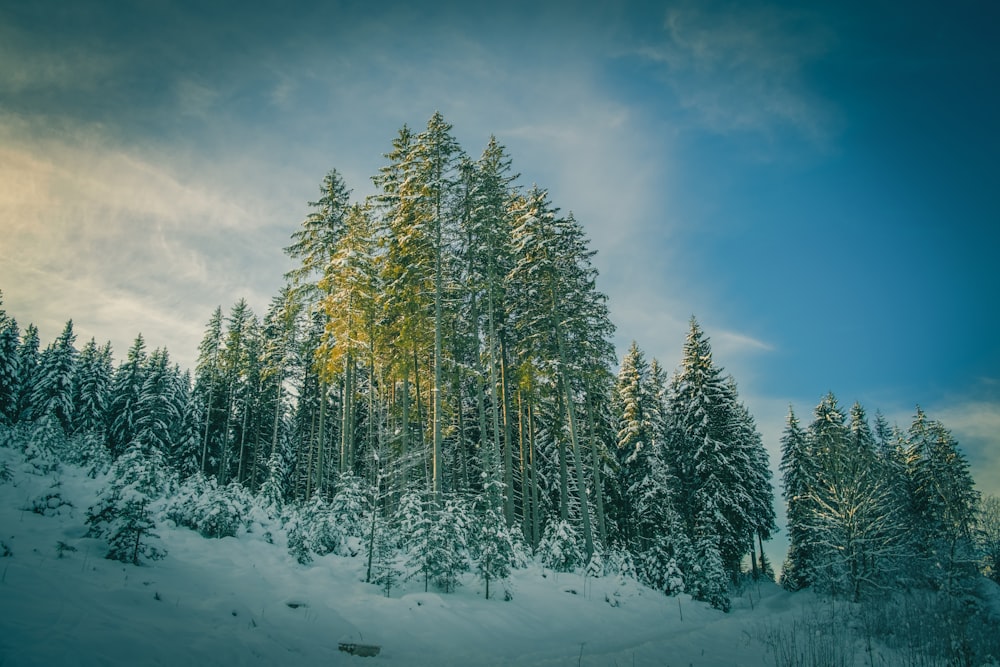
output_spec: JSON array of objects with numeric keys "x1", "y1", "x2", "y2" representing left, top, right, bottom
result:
[
  {"x1": 639, "y1": 3, "x2": 836, "y2": 145},
  {"x1": 0, "y1": 114, "x2": 289, "y2": 368},
  {"x1": 0, "y1": 22, "x2": 118, "y2": 95},
  {"x1": 932, "y1": 400, "x2": 1000, "y2": 498}
]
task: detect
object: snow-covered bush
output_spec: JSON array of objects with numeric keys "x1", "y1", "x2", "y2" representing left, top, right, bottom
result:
[
  {"x1": 585, "y1": 550, "x2": 604, "y2": 580},
  {"x1": 69, "y1": 432, "x2": 112, "y2": 478},
  {"x1": 538, "y1": 520, "x2": 583, "y2": 572},
  {"x1": 257, "y1": 453, "x2": 286, "y2": 520},
  {"x1": 603, "y1": 547, "x2": 637, "y2": 581},
  {"x1": 25, "y1": 488, "x2": 72, "y2": 516},
  {"x1": 165, "y1": 474, "x2": 250, "y2": 539},
  {"x1": 639, "y1": 534, "x2": 687, "y2": 596},
  {"x1": 302, "y1": 495, "x2": 343, "y2": 556},
  {"x1": 471, "y1": 494, "x2": 520, "y2": 599},
  {"x1": 369, "y1": 520, "x2": 402, "y2": 598},
  {"x1": 404, "y1": 494, "x2": 470, "y2": 593},
  {"x1": 284, "y1": 510, "x2": 312, "y2": 565},
  {"x1": 86, "y1": 443, "x2": 167, "y2": 565},
  {"x1": 329, "y1": 472, "x2": 370, "y2": 540}
]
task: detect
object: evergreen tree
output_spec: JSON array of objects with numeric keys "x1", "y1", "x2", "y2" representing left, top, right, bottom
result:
[
  {"x1": 193, "y1": 307, "x2": 226, "y2": 477},
  {"x1": 905, "y1": 408, "x2": 979, "y2": 591},
  {"x1": 731, "y1": 397, "x2": 776, "y2": 579},
  {"x1": 29, "y1": 320, "x2": 77, "y2": 432},
  {"x1": 612, "y1": 341, "x2": 655, "y2": 547},
  {"x1": 284, "y1": 169, "x2": 353, "y2": 302},
  {"x1": 779, "y1": 406, "x2": 814, "y2": 590},
  {"x1": 86, "y1": 443, "x2": 168, "y2": 564},
  {"x1": 0, "y1": 295, "x2": 20, "y2": 425},
  {"x1": 664, "y1": 319, "x2": 756, "y2": 605},
  {"x1": 317, "y1": 204, "x2": 378, "y2": 476},
  {"x1": 978, "y1": 495, "x2": 1000, "y2": 585},
  {"x1": 107, "y1": 334, "x2": 148, "y2": 458},
  {"x1": 16, "y1": 323, "x2": 40, "y2": 422},
  {"x1": 472, "y1": 481, "x2": 519, "y2": 599},
  {"x1": 71, "y1": 338, "x2": 113, "y2": 436},
  {"x1": 133, "y1": 348, "x2": 173, "y2": 453},
  {"x1": 538, "y1": 519, "x2": 584, "y2": 572}
]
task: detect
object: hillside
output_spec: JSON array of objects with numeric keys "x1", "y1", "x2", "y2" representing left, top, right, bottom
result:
[{"x1": 0, "y1": 443, "x2": 826, "y2": 667}]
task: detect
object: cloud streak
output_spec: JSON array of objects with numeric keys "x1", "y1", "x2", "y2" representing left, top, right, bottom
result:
[
  {"x1": 638, "y1": 2, "x2": 836, "y2": 145},
  {"x1": 0, "y1": 114, "x2": 290, "y2": 368}
]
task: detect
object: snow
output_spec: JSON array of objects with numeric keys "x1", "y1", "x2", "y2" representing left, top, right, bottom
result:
[{"x1": 0, "y1": 445, "x2": 948, "y2": 666}]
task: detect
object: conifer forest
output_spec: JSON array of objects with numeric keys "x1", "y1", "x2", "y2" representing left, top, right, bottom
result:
[{"x1": 1, "y1": 114, "x2": 996, "y2": 657}]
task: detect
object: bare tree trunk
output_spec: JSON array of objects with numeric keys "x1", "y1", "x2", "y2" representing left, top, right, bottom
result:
[{"x1": 584, "y1": 389, "x2": 607, "y2": 546}]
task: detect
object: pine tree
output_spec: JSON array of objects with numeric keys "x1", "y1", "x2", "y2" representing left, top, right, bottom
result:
[
  {"x1": 284, "y1": 169, "x2": 353, "y2": 303},
  {"x1": 194, "y1": 307, "x2": 225, "y2": 477},
  {"x1": 731, "y1": 397, "x2": 776, "y2": 580},
  {"x1": 978, "y1": 495, "x2": 1000, "y2": 585},
  {"x1": 779, "y1": 406, "x2": 814, "y2": 590},
  {"x1": 107, "y1": 334, "x2": 148, "y2": 458},
  {"x1": 16, "y1": 324, "x2": 40, "y2": 422},
  {"x1": 612, "y1": 341, "x2": 654, "y2": 547},
  {"x1": 507, "y1": 187, "x2": 615, "y2": 560},
  {"x1": 29, "y1": 320, "x2": 77, "y2": 433},
  {"x1": 317, "y1": 204, "x2": 378, "y2": 476},
  {"x1": 905, "y1": 408, "x2": 979, "y2": 591},
  {"x1": 538, "y1": 519, "x2": 584, "y2": 572},
  {"x1": 0, "y1": 295, "x2": 20, "y2": 425},
  {"x1": 664, "y1": 319, "x2": 752, "y2": 602},
  {"x1": 86, "y1": 443, "x2": 168, "y2": 564},
  {"x1": 72, "y1": 338, "x2": 113, "y2": 436},
  {"x1": 472, "y1": 481, "x2": 519, "y2": 599},
  {"x1": 688, "y1": 501, "x2": 730, "y2": 611},
  {"x1": 370, "y1": 518, "x2": 401, "y2": 597}
]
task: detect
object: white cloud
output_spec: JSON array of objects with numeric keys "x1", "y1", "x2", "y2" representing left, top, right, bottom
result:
[
  {"x1": 932, "y1": 400, "x2": 1000, "y2": 498},
  {"x1": 0, "y1": 114, "x2": 290, "y2": 369}
]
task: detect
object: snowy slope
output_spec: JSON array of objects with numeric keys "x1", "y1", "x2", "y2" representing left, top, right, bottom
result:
[{"x1": 0, "y1": 447, "x2": 851, "y2": 667}]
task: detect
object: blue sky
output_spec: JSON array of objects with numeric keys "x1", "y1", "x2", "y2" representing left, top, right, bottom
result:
[{"x1": 2, "y1": 0, "x2": 998, "y2": 519}]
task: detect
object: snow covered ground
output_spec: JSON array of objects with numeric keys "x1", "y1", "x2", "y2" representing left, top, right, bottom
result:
[{"x1": 0, "y1": 445, "x2": 970, "y2": 667}]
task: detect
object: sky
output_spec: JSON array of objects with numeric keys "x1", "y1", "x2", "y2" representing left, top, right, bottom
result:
[{"x1": 2, "y1": 0, "x2": 998, "y2": 524}]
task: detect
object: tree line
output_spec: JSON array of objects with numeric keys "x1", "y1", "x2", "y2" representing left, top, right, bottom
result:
[{"x1": 1, "y1": 112, "x2": 992, "y2": 612}]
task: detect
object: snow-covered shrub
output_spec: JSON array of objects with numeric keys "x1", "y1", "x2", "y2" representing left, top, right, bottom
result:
[
  {"x1": 329, "y1": 472, "x2": 370, "y2": 540},
  {"x1": 302, "y1": 495, "x2": 343, "y2": 556},
  {"x1": 369, "y1": 520, "x2": 402, "y2": 598},
  {"x1": 396, "y1": 491, "x2": 425, "y2": 551},
  {"x1": 404, "y1": 494, "x2": 470, "y2": 593},
  {"x1": 859, "y1": 588, "x2": 1000, "y2": 667},
  {"x1": 538, "y1": 520, "x2": 583, "y2": 572},
  {"x1": 472, "y1": 495, "x2": 519, "y2": 599},
  {"x1": 21, "y1": 420, "x2": 61, "y2": 476},
  {"x1": 284, "y1": 510, "x2": 312, "y2": 565},
  {"x1": 87, "y1": 486, "x2": 166, "y2": 565},
  {"x1": 26, "y1": 490, "x2": 72, "y2": 517},
  {"x1": 69, "y1": 432, "x2": 112, "y2": 478},
  {"x1": 585, "y1": 551, "x2": 604, "y2": 579},
  {"x1": 56, "y1": 540, "x2": 77, "y2": 558},
  {"x1": 758, "y1": 604, "x2": 856, "y2": 667},
  {"x1": 1, "y1": 540, "x2": 11, "y2": 557},
  {"x1": 256, "y1": 452, "x2": 286, "y2": 520},
  {"x1": 639, "y1": 534, "x2": 688, "y2": 596},
  {"x1": 603, "y1": 547, "x2": 637, "y2": 581},
  {"x1": 165, "y1": 474, "x2": 250, "y2": 539},
  {"x1": 86, "y1": 443, "x2": 167, "y2": 565},
  {"x1": 0, "y1": 458, "x2": 11, "y2": 484}
]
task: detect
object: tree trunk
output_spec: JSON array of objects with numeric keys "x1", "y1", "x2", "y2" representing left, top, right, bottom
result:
[
  {"x1": 584, "y1": 389, "x2": 607, "y2": 546},
  {"x1": 556, "y1": 390, "x2": 569, "y2": 523},
  {"x1": 341, "y1": 350, "x2": 354, "y2": 475}
]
